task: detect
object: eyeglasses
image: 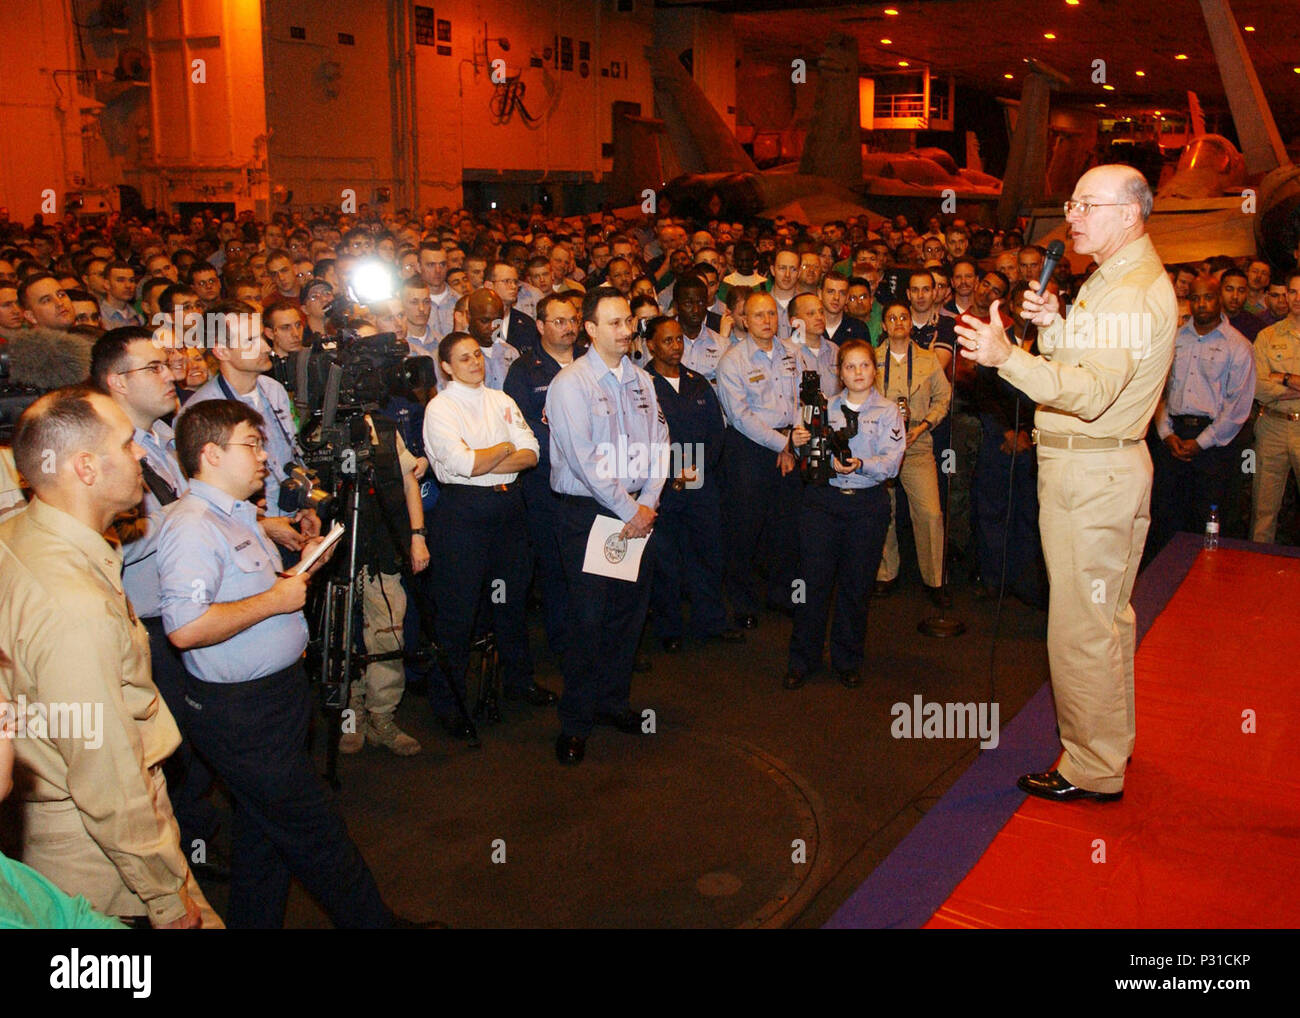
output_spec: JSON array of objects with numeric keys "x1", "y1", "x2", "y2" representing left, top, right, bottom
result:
[
  {"x1": 1063, "y1": 199, "x2": 1132, "y2": 216},
  {"x1": 222, "y1": 439, "x2": 265, "y2": 453},
  {"x1": 119, "y1": 361, "x2": 170, "y2": 377}
]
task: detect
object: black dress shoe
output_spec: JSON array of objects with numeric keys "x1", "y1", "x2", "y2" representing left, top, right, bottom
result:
[
  {"x1": 503, "y1": 682, "x2": 558, "y2": 706},
  {"x1": 837, "y1": 669, "x2": 862, "y2": 688},
  {"x1": 555, "y1": 734, "x2": 586, "y2": 764},
  {"x1": 594, "y1": 708, "x2": 643, "y2": 733},
  {"x1": 925, "y1": 585, "x2": 953, "y2": 609},
  {"x1": 871, "y1": 579, "x2": 895, "y2": 598},
  {"x1": 1017, "y1": 770, "x2": 1122, "y2": 803},
  {"x1": 736, "y1": 614, "x2": 759, "y2": 630},
  {"x1": 782, "y1": 669, "x2": 805, "y2": 690},
  {"x1": 661, "y1": 636, "x2": 683, "y2": 653},
  {"x1": 437, "y1": 715, "x2": 474, "y2": 740}
]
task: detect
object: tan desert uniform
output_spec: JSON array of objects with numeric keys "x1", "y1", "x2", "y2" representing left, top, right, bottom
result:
[
  {"x1": 875, "y1": 340, "x2": 951, "y2": 586},
  {"x1": 0, "y1": 498, "x2": 221, "y2": 927},
  {"x1": 1249, "y1": 316, "x2": 1300, "y2": 543},
  {"x1": 997, "y1": 234, "x2": 1175, "y2": 794}
]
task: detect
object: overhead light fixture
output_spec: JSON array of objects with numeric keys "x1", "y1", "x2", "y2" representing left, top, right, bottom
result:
[
  {"x1": 884, "y1": 7, "x2": 899, "y2": 14},
  {"x1": 1175, "y1": 53, "x2": 1188, "y2": 60},
  {"x1": 1103, "y1": 84, "x2": 1114, "y2": 91},
  {"x1": 1066, "y1": 0, "x2": 1080, "y2": 5},
  {"x1": 1135, "y1": 70, "x2": 1146, "y2": 77},
  {"x1": 1004, "y1": 73, "x2": 1014, "y2": 79},
  {"x1": 881, "y1": 38, "x2": 893, "y2": 44},
  {"x1": 1044, "y1": 32, "x2": 1057, "y2": 39},
  {"x1": 898, "y1": 60, "x2": 910, "y2": 67},
  {"x1": 1095, "y1": 102, "x2": 1106, "y2": 108},
  {"x1": 1244, "y1": 25, "x2": 1255, "y2": 32}
]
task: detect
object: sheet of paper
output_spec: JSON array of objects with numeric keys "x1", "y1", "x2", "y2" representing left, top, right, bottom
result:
[
  {"x1": 291, "y1": 521, "x2": 345, "y2": 575},
  {"x1": 582, "y1": 513, "x2": 647, "y2": 582}
]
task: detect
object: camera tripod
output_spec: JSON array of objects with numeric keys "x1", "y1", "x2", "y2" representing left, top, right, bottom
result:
[{"x1": 307, "y1": 443, "x2": 493, "y2": 786}]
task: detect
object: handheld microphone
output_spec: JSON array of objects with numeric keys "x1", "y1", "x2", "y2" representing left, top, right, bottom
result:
[{"x1": 1036, "y1": 240, "x2": 1066, "y2": 296}]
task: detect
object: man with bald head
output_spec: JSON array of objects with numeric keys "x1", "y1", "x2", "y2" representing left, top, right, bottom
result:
[
  {"x1": 957, "y1": 164, "x2": 1176, "y2": 804},
  {"x1": 463, "y1": 287, "x2": 519, "y2": 390},
  {"x1": 0, "y1": 386, "x2": 219, "y2": 927},
  {"x1": 1148, "y1": 274, "x2": 1254, "y2": 559},
  {"x1": 766, "y1": 249, "x2": 801, "y2": 339}
]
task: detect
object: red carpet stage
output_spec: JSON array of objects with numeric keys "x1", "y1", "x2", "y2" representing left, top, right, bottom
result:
[{"x1": 830, "y1": 535, "x2": 1300, "y2": 929}]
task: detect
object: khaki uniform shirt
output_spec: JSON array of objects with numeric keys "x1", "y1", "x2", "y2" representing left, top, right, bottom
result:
[
  {"x1": 1252, "y1": 317, "x2": 1300, "y2": 410},
  {"x1": 875, "y1": 340, "x2": 952, "y2": 432},
  {"x1": 998, "y1": 233, "x2": 1176, "y2": 440},
  {"x1": 0, "y1": 498, "x2": 193, "y2": 925}
]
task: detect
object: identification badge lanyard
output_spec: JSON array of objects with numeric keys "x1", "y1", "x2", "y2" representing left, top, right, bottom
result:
[
  {"x1": 217, "y1": 374, "x2": 301, "y2": 460},
  {"x1": 883, "y1": 342, "x2": 913, "y2": 397}
]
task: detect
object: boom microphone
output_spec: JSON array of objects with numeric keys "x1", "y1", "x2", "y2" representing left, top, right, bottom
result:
[
  {"x1": 1037, "y1": 240, "x2": 1066, "y2": 296},
  {"x1": 0, "y1": 326, "x2": 95, "y2": 390}
]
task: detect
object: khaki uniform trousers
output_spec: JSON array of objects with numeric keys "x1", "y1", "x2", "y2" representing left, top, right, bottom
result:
[
  {"x1": 1037, "y1": 441, "x2": 1151, "y2": 794},
  {"x1": 354, "y1": 569, "x2": 408, "y2": 717},
  {"x1": 877, "y1": 435, "x2": 945, "y2": 587},
  {"x1": 21, "y1": 767, "x2": 224, "y2": 928},
  {"x1": 1250, "y1": 413, "x2": 1300, "y2": 544}
]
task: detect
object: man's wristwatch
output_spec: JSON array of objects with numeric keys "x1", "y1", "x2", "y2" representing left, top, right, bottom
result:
[{"x1": 411, "y1": 527, "x2": 426, "y2": 537}]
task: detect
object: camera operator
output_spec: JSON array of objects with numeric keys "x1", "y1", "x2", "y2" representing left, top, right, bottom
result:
[
  {"x1": 335, "y1": 385, "x2": 432, "y2": 758},
  {"x1": 181, "y1": 299, "x2": 320, "y2": 554},
  {"x1": 785, "y1": 340, "x2": 904, "y2": 690},
  {"x1": 423, "y1": 332, "x2": 554, "y2": 738},
  {"x1": 157, "y1": 399, "x2": 397, "y2": 928}
]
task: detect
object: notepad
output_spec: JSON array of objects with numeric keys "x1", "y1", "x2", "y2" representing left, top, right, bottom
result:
[{"x1": 291, "y1": 521, "x2": 346, "y2": 575}]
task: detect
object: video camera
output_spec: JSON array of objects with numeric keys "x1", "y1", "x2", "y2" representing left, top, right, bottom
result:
[{"x1": 798, "y1": 370, "x2": 858, "y2": 485}]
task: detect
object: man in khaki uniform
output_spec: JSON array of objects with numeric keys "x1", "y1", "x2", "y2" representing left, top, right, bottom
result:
[
  {"x1": 956, "y1": 165, "x2": 1176, "y2": 802},
  {"x1": 1249, "y1": 269, "x2": 1300, "y2": 543},
  {"x1": 0, "y1": 385, "x2": 220, "y2": 926},
  {"x1": 874, "y1": 300, "x2": 953, "y2": 607}
]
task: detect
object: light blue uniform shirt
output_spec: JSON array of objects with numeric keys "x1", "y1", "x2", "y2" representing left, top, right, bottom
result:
[
  {"x1": 428, "y1": 287, "x2": 457, "y2": 340},
  {"x1": 120, "y1": 419, "x2": 188, "y2": 619},
  {"x1": 1156, "y1": 316, "x2": 1256, "y2": 449},
  {"x1": 796, "y1": 338, "x2": 842, "y2": 398},
  {"x1": 715, "y1": 336, "x2": 801, "y2": 452},
  {"x1": 545, "y1": 345, "x2": 670, "y2": 522},
  {"x1": 826, "y1": 390, "x2": 906, "y2": 489},
  {"x1": 182, "y1": 373, "x2": 300, "y2": 515},
  {"x1": 681, "y1": 324, "x2": 726, "y2": 383},
  {"x1": 157, "y1": 479, "x2": 309, "y2": 683}
]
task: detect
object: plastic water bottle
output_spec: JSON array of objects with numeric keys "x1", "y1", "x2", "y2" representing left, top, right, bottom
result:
[{"x1": 1204, "y1": 505, "x2": 1220, "y2": 550}]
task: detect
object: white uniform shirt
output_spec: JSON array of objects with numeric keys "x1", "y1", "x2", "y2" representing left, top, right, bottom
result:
[{"x1": 422, "y1": 379, "x2": 540, "y2": 486}]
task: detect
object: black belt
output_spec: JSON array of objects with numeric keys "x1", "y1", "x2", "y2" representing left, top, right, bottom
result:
[
  {"x1": 1172, "y1": 414, "x2": 1212, "y2": 429},
  {"x1": 559, "y1": 490, "x2": 640, "y2": 505},
  {"x1": 443, "y1": 480, "x2": 519, "y2": 493}
]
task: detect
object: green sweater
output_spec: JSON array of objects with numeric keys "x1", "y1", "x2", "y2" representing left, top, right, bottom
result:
[{"x1": 0, "y1": 850, "x2": 125, "y2": 929}]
